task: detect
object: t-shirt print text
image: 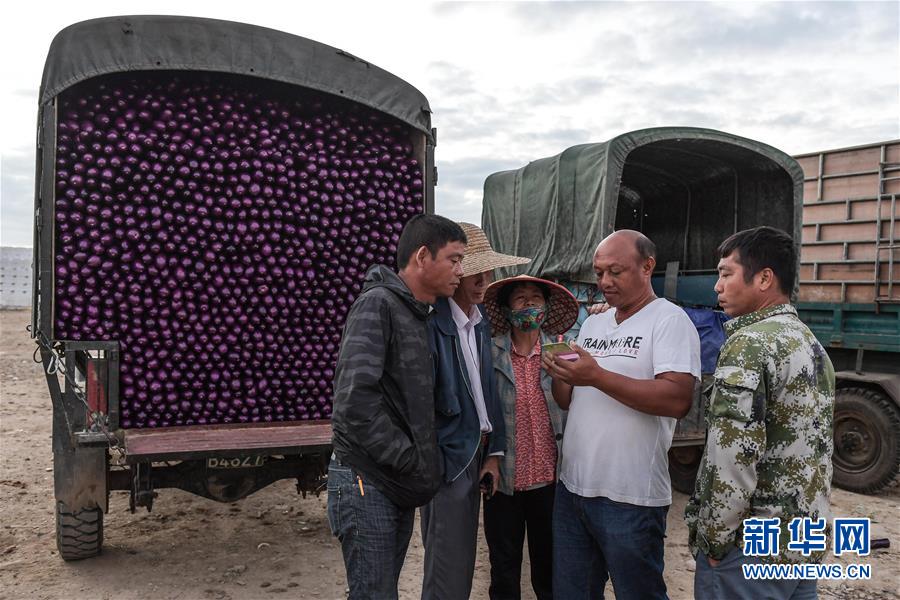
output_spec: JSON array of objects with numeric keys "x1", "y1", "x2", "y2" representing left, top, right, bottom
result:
[{"x1": 581, "y1": 336, "x2": 644, "y2": 359}]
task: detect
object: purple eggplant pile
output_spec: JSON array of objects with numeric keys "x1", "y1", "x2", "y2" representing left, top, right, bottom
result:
[{"x1": 53, "y1": 72, "x2": 424, "y2": 428}]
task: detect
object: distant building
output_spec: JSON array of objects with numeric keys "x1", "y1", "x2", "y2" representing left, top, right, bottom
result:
[{"x1": 1, "y1": 247, "x2": 32, "y2": 308}]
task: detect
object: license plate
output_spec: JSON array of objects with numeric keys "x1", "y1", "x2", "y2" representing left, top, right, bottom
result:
[{"x1": 206, "y1": 456, "x2": 266, "y2": 469}]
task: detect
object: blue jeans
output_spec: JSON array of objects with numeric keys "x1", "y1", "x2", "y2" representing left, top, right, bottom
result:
[
  {"x1": 326, "y1": 457, "x2": 415, "y2": 600},
  {"x1": 695, "y1": 548, "x2": 818, "y2": 600},
  {"x1": 552, "y1": 483, "x2": 669, "y2": 600}
]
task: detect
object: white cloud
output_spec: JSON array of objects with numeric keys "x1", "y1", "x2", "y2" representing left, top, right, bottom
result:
[{"x1": 1, "y1": 1, "x2": 897, "y2": 246}]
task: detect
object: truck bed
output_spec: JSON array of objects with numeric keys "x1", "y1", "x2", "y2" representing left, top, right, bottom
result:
[{"x1": 123, "y1": 420, "x2": 332, "y2": 463}]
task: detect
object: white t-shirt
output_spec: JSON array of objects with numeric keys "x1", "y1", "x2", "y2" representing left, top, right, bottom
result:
[{"x1": 560, "y1": 298, "x2": 701, "y2": 507}]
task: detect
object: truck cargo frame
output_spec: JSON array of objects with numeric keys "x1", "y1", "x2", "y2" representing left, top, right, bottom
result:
[{"x1": 32, "y1": 16, "x2": 437, "y2": 560}]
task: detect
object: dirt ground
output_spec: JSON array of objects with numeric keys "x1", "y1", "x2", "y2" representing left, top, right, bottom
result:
[{"x1": 1, "y1": 308, "x2": 898, "y2": 600}]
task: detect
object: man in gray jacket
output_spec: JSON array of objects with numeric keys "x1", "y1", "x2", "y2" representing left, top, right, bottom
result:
[{"x1": 329, "y1": 214, "x2": 467, "y2": 600}]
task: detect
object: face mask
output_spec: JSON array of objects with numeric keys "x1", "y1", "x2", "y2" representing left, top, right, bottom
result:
[{"x1": 505, "y1": 306, "x2": 547, "y2": 332}]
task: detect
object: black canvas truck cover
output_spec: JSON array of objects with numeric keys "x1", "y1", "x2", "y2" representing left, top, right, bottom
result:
[
  {"x1": 482, "y1": 127, "x2": 804, "y2": 284},
  {"x1": 38, "y1": 15, "x2": 433, "y2": 138}
]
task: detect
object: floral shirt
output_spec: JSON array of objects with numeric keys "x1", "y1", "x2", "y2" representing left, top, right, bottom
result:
[{"x1": 511, "y1": 340, "x2": 558, "y2": 490}]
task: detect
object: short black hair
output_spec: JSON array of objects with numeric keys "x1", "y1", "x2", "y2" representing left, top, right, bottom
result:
[
  {"x1": 498, "y1": 280, "x2": 551, "y2": 309},
  {"x1": 396, "y1": 214, "x2": 467, "y2": 269},
  {"x1": 718, "y1": 226, "x2": 796, "y2": 295}
]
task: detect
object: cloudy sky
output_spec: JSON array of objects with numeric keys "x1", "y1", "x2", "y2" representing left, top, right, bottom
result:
[{"x1": 1, "y1": 1, "x2": 898, "y2": 247}]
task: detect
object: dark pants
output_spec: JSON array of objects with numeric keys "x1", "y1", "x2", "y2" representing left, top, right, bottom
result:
[
  {"x1": 483, "y1": 483, "x2": 555, "y2": 600},
  {"x1": 326, "y1": 458, "x2": 415, "y2": 600},
  {"x1": 552, "y1": 483, "x2": 669, "y2": 600},
  {"x1": 694, "y1": 548, "x2": 818, "y2": 600},
  {"x1": 420, "y1": 451, "x2": 482, "y2": 600}
]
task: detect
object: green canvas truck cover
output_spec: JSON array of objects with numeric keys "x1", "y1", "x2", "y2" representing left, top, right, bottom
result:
[{"x1": 482, "y1": 127, "x2": 804, "y2": 283}]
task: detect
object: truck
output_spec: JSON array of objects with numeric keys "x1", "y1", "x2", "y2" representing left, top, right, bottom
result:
[
  {"x1": 794, "y1": 140, "x2": 900, "y2": 493},
  {"x1": 480, "y1": 128, "x2": 899, "y2": 496},
  {"x1": 32, "y1": 16, "x2": 436, "y2": 560}
]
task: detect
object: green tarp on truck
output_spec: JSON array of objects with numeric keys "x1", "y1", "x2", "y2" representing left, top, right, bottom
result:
[{"x1": 482, "y1": 127, "x2": 803, "y2": 289}]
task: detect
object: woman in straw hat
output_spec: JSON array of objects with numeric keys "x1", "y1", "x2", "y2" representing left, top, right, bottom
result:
[{"x1": 481, "y1": 275, "x2": 579, "y2": 600}]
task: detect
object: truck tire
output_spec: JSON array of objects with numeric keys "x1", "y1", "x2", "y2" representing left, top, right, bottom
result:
[
  {"x1": 832, "y1": 387, "x2": 900, "y2": 494},
  {"x1": 56, "y1": 501, "x2": 103, "y2": 560},
  {"x1": 668, "y1": 446, "x2": 703, "y2": 495}
]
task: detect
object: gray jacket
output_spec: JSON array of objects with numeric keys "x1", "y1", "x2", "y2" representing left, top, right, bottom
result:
[{"x1": 491, "y1": 332, "x2": 566, "y2": 496}]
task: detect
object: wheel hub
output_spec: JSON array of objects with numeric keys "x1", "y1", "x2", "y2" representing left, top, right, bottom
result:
[
  {"x1": 834, "y1": 414, "x2": 879, "y2": 473},
  {"x1": 840, "y1": 431, "x2": 865, "y2": 451}
]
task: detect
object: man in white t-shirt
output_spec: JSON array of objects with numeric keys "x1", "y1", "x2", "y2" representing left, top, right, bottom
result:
[{"x1": 542, "y1": 230, "x2": 701, "y2": 600}]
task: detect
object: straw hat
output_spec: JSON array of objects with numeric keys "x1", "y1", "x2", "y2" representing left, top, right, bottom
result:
[
  {"x1": 484, "y1": 275, "x2": 580, "y2": 336},
  {"x1": 458, "y1": 222, "x2": 531, "y2": 276}
]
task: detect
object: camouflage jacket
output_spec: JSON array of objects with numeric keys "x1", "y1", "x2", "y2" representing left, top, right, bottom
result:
[{"x1": 685, "y1": 304, "x2": 835, "y2": 563}]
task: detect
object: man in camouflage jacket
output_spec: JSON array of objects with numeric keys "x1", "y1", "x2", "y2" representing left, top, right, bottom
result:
[{"x1": 686, "y1": 226, "x2": 835, "y2": 600}]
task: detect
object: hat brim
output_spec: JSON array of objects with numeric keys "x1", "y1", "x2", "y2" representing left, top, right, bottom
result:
[
  {"x1": 461, "y1": 251, "x2": 531, "y2": 277},
  {"x1": 484, "y1": 275, "x2": 580, "y2": 336}
]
